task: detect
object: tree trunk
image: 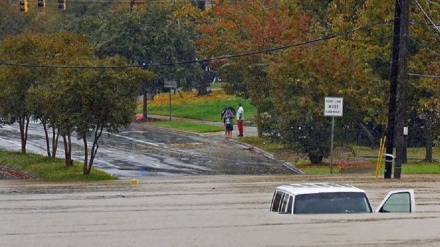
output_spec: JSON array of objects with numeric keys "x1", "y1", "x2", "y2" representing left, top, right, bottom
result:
[
  {"x1": 51, "y1": 128, "x2": 60, "y2": 159},
  {"x1": 357, "y1": 123, "x2": 376, "y2": 148},
  {"x1": 424, "y1": 118, "x2": 433, "y2": 162},
  {"x1": 83, "y1": 124, "x2": 104, "y2": 175},
  {"x1": 197, "y1": 80, "x2": 209, "y2": 96},
  {"x1": 43, "y1": 123, "x2": 60, "y2": 159},
  {"x1": 18, "y1": 116, "x2": 30, "y2": 154},
  {"x1": 82, "y1": 136, "x2": 89, "y2": 175},
  {"x1": 198, "y1": 65, "x2": 211, "y2": 96},
  {"x1": 256, "y1": 112, "x2": 263, "y2": 138},
  {"x1": 308, "y1": 152, "x2": 323, "y2": 165},
  {"x1": 142, "y1": 88, "x2": 148, "y2": 119},
  {"x1": 62, "y1": 134, "x2": 73, "y2": 166},
  {"x1": 43, "y1": 122, "x2": 51, "y2": 158}
]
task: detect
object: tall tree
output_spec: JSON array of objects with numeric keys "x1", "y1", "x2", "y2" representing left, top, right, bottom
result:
[
  {"x1": 69, "y1": 57, "x2": 153, "y2": 175},
  {"x1": 198, "y1": 0, "x2": 386, "y2": 163},
  {"x1": 25, "y1": 32, "x2": 95, "y2": 160},
  {"x1": 0, "y1": 34, "x2": 45, "y2": 153},
  {"x1": 409, "y1": 52, "x2": 440, "y2": 162},
  {"x1": 198, "y1": 0, "x2": 311, "y2": 136},
  {"x1": 406, "y1": 1, "x2": 440, "y2": 162},
  {"x1": 268, "y1": 38, "x2": 384, "y2": 163},
  {"x1": 65, "y1": 1, "x2": 205, "y2": 94}
]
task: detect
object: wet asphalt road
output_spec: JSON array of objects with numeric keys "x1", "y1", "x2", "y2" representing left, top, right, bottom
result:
[{"x1": 0, "y1": 121, "x2": 299, "y2": 178}]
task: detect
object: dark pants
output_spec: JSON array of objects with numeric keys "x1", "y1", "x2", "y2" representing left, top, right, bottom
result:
[{"x1": 237, "y1": 120, "x2": 244, "y2": 135}]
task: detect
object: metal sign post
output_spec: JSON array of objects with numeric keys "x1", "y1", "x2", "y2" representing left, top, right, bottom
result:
[
  {"x1": 164, "y1": 80, "x2": 177, "y2": 121},
  {"x1": 324, "y1": 97, "x2": 344, "y2": 174},
  {"x1": 330, "y1": 116, "x2": 335, "y2": 174},
  {"x1": 169, "y1": 90, "x2": 172, "y2": 121}
]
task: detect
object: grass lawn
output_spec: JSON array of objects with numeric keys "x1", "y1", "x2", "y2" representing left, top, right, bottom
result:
[
  {"x1": 141, "y1": 90, "x2": 256, "y2": 122},
  {"x1": 0, "y1": 150, "x2": 116, "y2": 181},
  {"x1": 148, "y1": 120, "x2": 224, "y2": 133},
  {"x1": 401, "y1": 161, "x2": 440, "y2": 174}
]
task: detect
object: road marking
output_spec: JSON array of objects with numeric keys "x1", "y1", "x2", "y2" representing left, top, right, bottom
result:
[
  {"x1": 0, "y1": 137, "x2": 21, "y2": 147},
  {"x1": 103, "y1": 131, "x2": 159, "y2": 147}
]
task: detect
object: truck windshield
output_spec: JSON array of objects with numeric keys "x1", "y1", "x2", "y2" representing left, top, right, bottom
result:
[{"x1": 294, "y1": 192, "x2": 372, "y2": 214}]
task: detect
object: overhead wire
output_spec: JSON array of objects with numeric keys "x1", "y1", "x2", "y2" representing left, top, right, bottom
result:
[
  {"x1": 408, "y1": 72, "x2": 440, "y2": 77},
  {"x1": 426, "y1": 0, "x2": 440, "y2": 8},
  {"x1": 408, "y1": 34, "x2": 440, "y2": 55},
  {"x1": 406, "y1": 0, "x2": 440, "y2": 77},
  {"x1": 410, "y1": 0, "x2": 440, "y2": 51},
  {"x1": 0, "y1": 20, "x2": 393, "y2": 69},
  {"x1": 413, "y1": 0, "x2": 440, "y2": 36}
]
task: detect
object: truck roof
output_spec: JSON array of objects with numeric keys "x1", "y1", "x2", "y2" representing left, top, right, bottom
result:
[{"x1": 276, "y1": 182, "x2": 367, "y2": 195}]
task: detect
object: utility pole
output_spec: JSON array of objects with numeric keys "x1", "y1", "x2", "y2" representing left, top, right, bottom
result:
[
  {"x1": 394, "y1": 0, "x2": 410, "y2": 179},
  {"x1": 385, "y1": 0, "x2": 401, "y2": 179},
  {"x1": 385, "y1": 0, "x2": 409, "y2": 179}
]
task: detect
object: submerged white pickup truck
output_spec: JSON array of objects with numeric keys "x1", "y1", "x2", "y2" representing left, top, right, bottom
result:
[{"x1": 270, "y1": 182, "x2": 415, "y2": 214}]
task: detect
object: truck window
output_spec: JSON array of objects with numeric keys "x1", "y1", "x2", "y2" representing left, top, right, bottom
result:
[
  {"x1": 294, "y1": 192, "x2": 372, "y2": 214},
  {"x1": 379, "y1": 192, "x2": 411, "y2": 213},
  {"x1": 270, "y1": 191, "x2": 284, "y2": 212},
  {"x1": 280, "y1": 193, "x2": 290, "y2": 213},
  {"x1": 287, "y1": 195, "x2": 293, "y2": 214}
]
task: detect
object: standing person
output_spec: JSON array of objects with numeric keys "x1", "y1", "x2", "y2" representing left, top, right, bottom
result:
[
  {"x1": 236, "y1": 103, "x2": 244, "y2": 137},
  {"x1": 221, "y1": 106, "x2": 228, "y2": 138},
  {"x1": 221, "y1": 106, "x2": 235, "y2": 138},
  {"x1": 223, "y1": 107, "x2": 234, "y2": 139}
]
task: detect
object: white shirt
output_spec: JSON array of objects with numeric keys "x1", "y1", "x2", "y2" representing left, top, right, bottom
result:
[{"x1": 237, "y1": 106, "x2": 244, "y2": 120}]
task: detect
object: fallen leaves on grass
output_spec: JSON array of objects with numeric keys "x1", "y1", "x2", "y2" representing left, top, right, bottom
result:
[
  {"x1": 336, "y1": 161, "x2": 376, "y2": 173},
  {"x1": 148, "y1": 91, "x2": 235, "y2": 106},
  {"x1": 0, "y1": 166, "x2": 31, "y2": 179}
]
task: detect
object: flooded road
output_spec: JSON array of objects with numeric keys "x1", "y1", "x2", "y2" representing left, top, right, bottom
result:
[
  {"x1": 1, "y1": 174, "x2": 440, "y2": 247},
  {"x1": 0, "y1": 121, "x2": 299, "y2": 178},
  {"x1": 5, "y1": 122, "x2": 437, "y2": 246}
]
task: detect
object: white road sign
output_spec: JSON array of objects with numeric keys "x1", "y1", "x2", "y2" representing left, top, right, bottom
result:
[
  {"x1": 324, "y1": 97, "x2": 343, "y2": 117},
  {"x1": 164, "y1": 80, "x2": 177, "y2": 88}
]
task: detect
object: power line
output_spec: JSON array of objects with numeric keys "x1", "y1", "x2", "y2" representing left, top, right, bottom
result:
[
  {"x1": 0, "y1": 62, "x2": 141, "y2": 69},
  {"x1": 0, "y1": 20, "x2": 393, "y2": 69},
  {"x1": 427, "y1": 0, "x2": 440, "y2": 8},
  {"x1": 409, "y1": 0, "x2": 440, "y2": 70},
  {"x1": 408, "y1": 34, "x2": 440, "y2": 55},
  {"x1": 414, "y1": 0, "x2": 440, "y2": 35},
  {"x1": 408, "y1": 72, "x2": 440, "y2": 78}
]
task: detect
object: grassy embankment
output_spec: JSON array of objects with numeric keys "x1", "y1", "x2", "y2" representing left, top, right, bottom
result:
[
  {"x1": 144, "y1": 90, "x2": 440, "y2": 175},
  {"x1": 0, "y1": 150, "x2": 116, "y2": 181}
]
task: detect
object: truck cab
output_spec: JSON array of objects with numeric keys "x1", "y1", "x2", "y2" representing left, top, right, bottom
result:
[{"x1": 270, "y1": 182, "x2": 415, "y2": 214}]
